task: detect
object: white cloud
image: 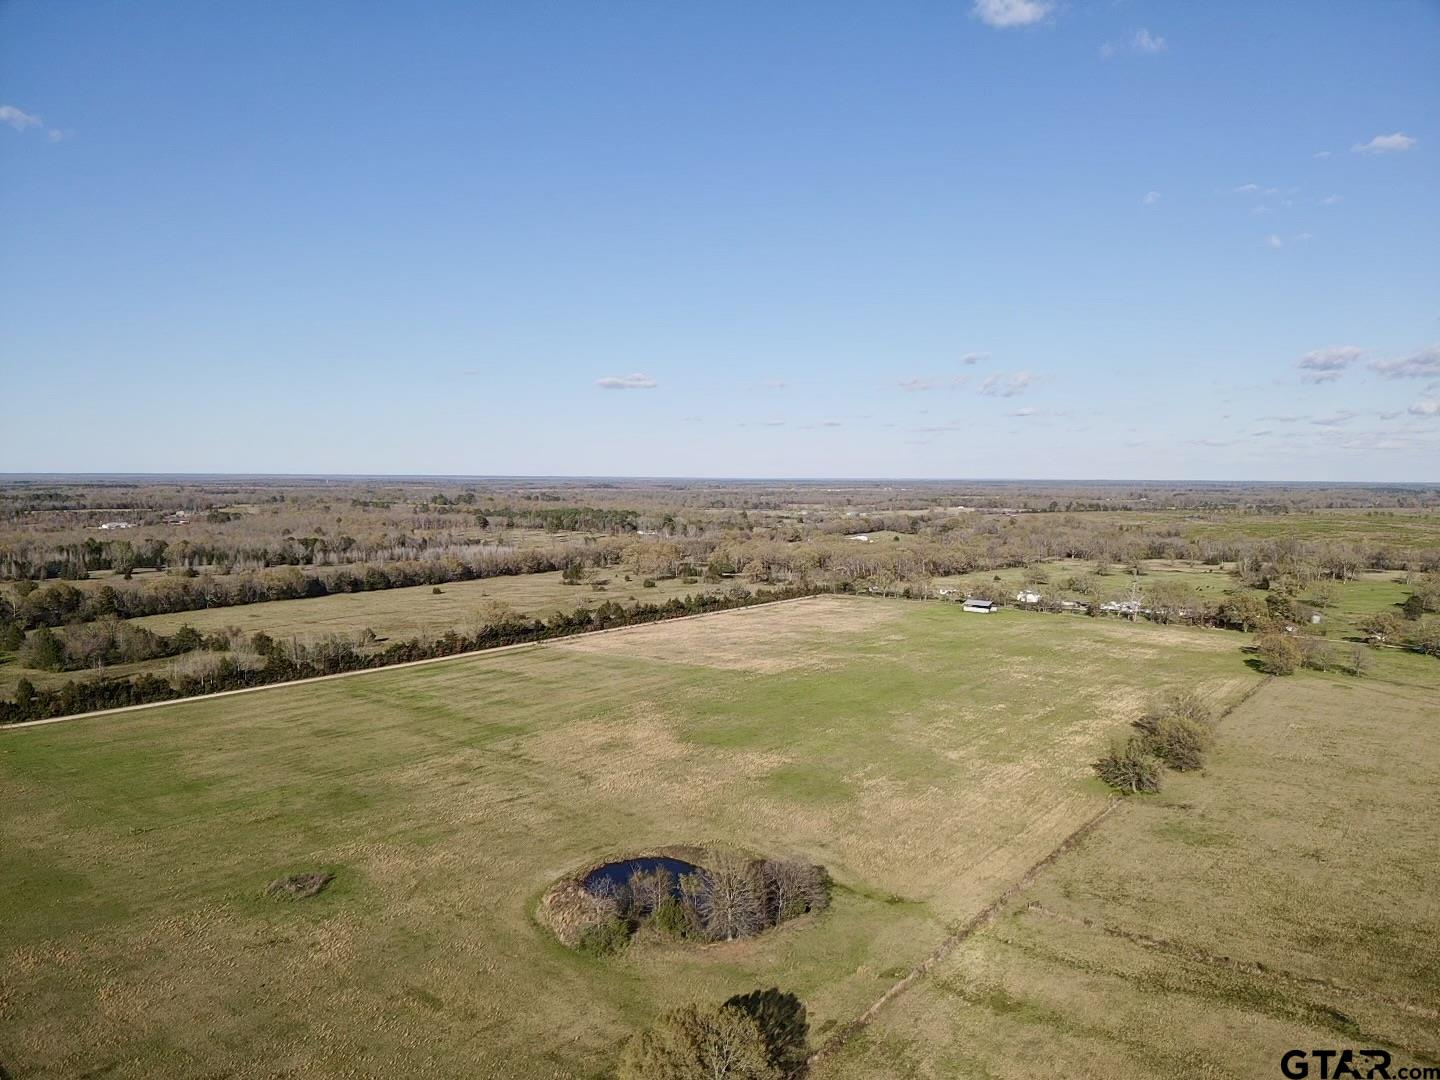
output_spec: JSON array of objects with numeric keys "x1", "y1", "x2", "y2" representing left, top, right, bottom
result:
[
  {"x1": 1101, "y1": 28, "x2": 1167, "y2": 59},
  {"x1": 47, "y1": 129, "x2": 72, "y2": 143},
  {"x1": 979, "y1": 370, "x2": 1037, "y2": 397},
  {"x1": 1320, "y1": 194, "x2": 1342, "y2": 206},
  {"x1": 1408, "y1": 400, "x2": 1440, "y2": 417},
  {"x1": 1313, "y1": 150, "x2": 1332, "y2": 159},
  {"x1": 1352, "y1": 132, "x2": 1416, "y2": 154},
  {"x1": 595, "y1": 373, "x2": 657, "y2": 390},
  {"x1": 1310, "y1": 410, "x2": 1359, "y2": 426},
  {"x1": 971, "y1": 0, "x2": 1052, "y2": 29},
  {"x1": 1296, "y1": 345, "x2": 1364, "y2": 383},
  {"x1": 1142, "y1": 190, "x2": 1161, "y2": 205},
  {"x1": 1234, "y1": 183, "x2": 1261, "y2": 193},
  {"x1": 899, "y1": 377, "x2": 937, "y2": 392},
  {"x1": 958, "y1": 352, "x2": 987, "y2": 366},
  {"x1": 0, "y1": 104, "x2": 42, "y2": 132},
  {"x1": 1265, "y1": 234, "x2": 1284, "y2": 249},
  {"x1": 759, "y1": 379, "x2": 787, "y2": 390},
  {"x1": 1371, "y1": 346, "x2": 1440, "y2": 380},
  {"x1": 1009, "y1": 407, "x2": 1039, "y2": 417}
]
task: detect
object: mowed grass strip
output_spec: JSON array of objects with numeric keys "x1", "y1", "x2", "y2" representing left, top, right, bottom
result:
[
  {"x1": 823, "y1": 648, "x2": 1440, "y2": 1079},
  {"x1": 1, "y1": 597, "x2": 1257, "y2": 1078}
]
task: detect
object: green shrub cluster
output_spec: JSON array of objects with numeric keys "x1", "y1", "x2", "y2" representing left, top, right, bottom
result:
[{"x1": 1095, "y1": 690, "x2": 1217, "y2": 794}]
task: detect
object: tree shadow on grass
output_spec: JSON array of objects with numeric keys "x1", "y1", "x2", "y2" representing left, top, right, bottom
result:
[{"x1": 725, "y1": 987, "x2": 809, "y2": 1076}]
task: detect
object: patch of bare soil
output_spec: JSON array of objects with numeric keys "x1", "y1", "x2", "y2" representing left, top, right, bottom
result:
[{"x1": 265, "y1": 872, "x2": 333, "y2": 900}]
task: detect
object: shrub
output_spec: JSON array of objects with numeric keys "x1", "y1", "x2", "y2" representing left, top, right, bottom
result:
[
  {"x1": 18, "y1": 625, "x2": 65, "y2": 671},
  {"x1": 1412, "y1": 617, "x2": 1440, "y2": 658},
  {"x1": 642, "y1": 579, "x2": 657, "y2": 588},
  {"x1": 651, "y1": 896, "x2": 691, "y2": 939},
  {"x1": 724, "y1": 988, "x2": 809, "y2": 1075},
  {"x1": 432, "y1": 586, "x2": 443, "y2": 594},
  {"x1": 1160, "y1": 688, "x2": 1215, "y2": 727},
  {"x1": 1255, "y1": 632, "x2": 1302, "y2": 675},
  {"x1": 1134, "y1": 711, "x2": 1213, "y2": 771},
  {"x1": 1093, "y1": 736, "x2": 1165, "y2": 794},
  {"x1": 577, "y1": 916, "x2": 632, "y2": 957},
  {"x1": 619, "y1": 1002, "x2": 781, "y2": 1080}
]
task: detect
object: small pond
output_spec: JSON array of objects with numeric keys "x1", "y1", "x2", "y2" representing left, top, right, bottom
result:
[{"x1": 583, "y1": 857, "x2": 702, "y2": 897}]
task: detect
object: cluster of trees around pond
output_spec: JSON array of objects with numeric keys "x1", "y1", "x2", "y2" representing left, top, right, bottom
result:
[
  {"x1": 577, "y1": 853, "x2": 830, "y2": 957},
  {"x1": 0, "y1": 586, "x2": 825, "y2": 724}
]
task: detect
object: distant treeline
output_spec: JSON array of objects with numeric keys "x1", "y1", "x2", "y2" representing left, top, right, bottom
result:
[
  {"x1": 1, "y1": 546, "x2": 616, "y2": 630},
  {"x1": 0, "y1": 585, "x2": 826, "y2": 725}
]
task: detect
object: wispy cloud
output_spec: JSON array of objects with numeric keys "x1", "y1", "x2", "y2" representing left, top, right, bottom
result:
[
  {"x1": 802, "y1": 420, "x2": 844, "y2": 429},
  {"x1": 1371, "y1": 346, "x2": 1440, "y2": 380},
  {"x1": 958, "y1": 352, "x2": 987, "y2": 366},
  {"x1": 899, "y1": 377, "x2": 937, "y2": 392},
  {"x1": 1296, "y1": 345, "x2": 1365, "y2": 383},
  {"x1": 1009, "y1": 407, "x2": 1039, "y2": 417},
  {"x1": 971, "y1": 0, "x2": 1051, "y2": 29},
  {"x1": 595, "y1": 373, "x2": 658, "y2": 390},
  {"x1": 1314, "y1": 150, "x2": 1333, "y2": 160},
  {"x1": 1409, "y1": 400, "x2": 1440, "y2": 417},
  {"x1": 1352, "y1": 132, "x2": 1416, "y2": 154},
  {"x1": 0, "y1": 104, "x2": 42, "y2": 132},
  {"x1": 1142, "y1": 190, "x2": 1161, "y2": 206},
  {"x1": 1319, "y1": 194, "x2": 1343, "y2": 206},
  {"x1": 1101, "y1": 28, "x2": 1167, "y2": 59},
  {"x1": 1310, "y1": 410, "x2": 1359, "y2": 426},
  {"x1": 979, "y1": 370, "x2": 1037, "y2": 397},
  {"x1": 1265, "y1": 234, "x2": 1284, "y2": 249}
]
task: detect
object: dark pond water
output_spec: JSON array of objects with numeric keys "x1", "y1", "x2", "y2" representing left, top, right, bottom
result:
[{"x1": 583, "y1": 857, "x2": 702, "y2": 897}]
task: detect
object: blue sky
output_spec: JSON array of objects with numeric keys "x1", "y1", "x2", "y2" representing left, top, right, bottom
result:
[{"x1": 2, "y1": 0, "x2": 1437, "y2": 480}]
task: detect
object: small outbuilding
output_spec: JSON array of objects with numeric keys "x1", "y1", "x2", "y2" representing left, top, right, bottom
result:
[
  {"x1": 1015, "y1": 590, "x2": 1042, "y2": 605},
  {"x1": 962, "y1": 598, "x2": 997, "y2": 613}
]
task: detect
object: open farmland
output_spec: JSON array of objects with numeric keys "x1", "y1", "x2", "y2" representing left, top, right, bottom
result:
[
  {"x1": 0, "y1": 569, "x2": 738, "y2": 698},
  {"x1": 824, "y1": 648, "x2": 1440, "y2": 1079},
  {"x1": 128, "y1": 568, "x2": 729, "y2": 645},
  {"x1": 0, "y1": 596, "x2": 1257, "y2": 1078}
]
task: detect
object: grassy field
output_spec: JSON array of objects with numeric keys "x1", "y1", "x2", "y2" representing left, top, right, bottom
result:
[
  {"x1": 0, "y1": 597, "x2": 1257, "y2": 1078},
  {"x1": 0, "y1": 569, "x2": 736, "y2": 697},
  {"x1": 824, "y1": 647, "x2": 1440, "y2": 1078}
]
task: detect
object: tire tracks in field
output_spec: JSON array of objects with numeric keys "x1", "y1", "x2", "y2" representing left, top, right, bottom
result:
[
  {"x1": 1020, "y1": 902, "x2": 1440, "y2": 1024},
  {"x1": 807, "y1": 796, "x2": 1123, "y2": 1068},
  {"x1": 808, "y1": 673, "x2": 1277, "y2": 1068}
]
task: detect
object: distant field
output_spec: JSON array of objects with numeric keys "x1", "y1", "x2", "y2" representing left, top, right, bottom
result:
[
  {"x1": 0, "y1": 569, "x2": 734, "y2": 697},
  {"x1": 1063, "y1": 508, "x2": 1440, "y2": 550},
  {"x1": 934, "y1": 557, "x2": 1413, "y2": 639},
  {"x1": 128, "y1": 568, "x2": 727, "y2": 642},
  {"x1": 825, "y1": 648, "x2": 1440, "y2": 1078},
  {"x1": 0, "y1": 598, "x2": 1255, "y2": 1078}
]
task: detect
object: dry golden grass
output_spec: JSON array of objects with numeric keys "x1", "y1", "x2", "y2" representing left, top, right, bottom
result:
[
  {"x1": 822, "y1": 649, "x2": 1440, "y2": 1078},
  {"x1": 1, "y1": 600, "x2": 1265, "y2": 1078}
]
